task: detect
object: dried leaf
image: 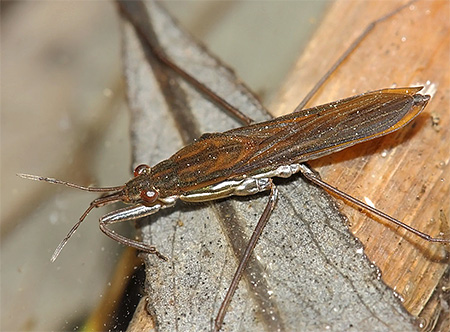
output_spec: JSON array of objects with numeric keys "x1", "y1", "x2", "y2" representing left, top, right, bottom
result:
[{"x1": 118, "y1": 1, "x2": 417, "y2": 331}]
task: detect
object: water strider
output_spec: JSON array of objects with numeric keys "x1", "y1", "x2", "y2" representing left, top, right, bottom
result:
[{"x1": 18, "y1": 0, "x2": 448, "y2": 330}]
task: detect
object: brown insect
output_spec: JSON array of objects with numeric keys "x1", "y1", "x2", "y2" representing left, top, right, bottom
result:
[
  {"x1": 18, "y1": 86, "x2": 448, "y2": 328},
  {"x1": 18, "y1": 1, "x2": 448, "y2": 330}
]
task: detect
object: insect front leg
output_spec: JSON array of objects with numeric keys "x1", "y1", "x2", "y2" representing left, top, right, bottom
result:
[{"x1": 99, "y1": 204, "x2": 169, "y2": 260}]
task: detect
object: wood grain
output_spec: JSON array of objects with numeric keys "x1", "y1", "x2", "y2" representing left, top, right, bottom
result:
[{"x1": 274, "y1": 0, "x2": 449, "y2": 321}]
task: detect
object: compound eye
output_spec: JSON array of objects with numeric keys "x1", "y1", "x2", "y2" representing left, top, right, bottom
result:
[
  {"x1": 134, "y1": 164, "x2": 151, "y2": 177},
  {"x1": 140, "y1": 189, "x2": 159, "y2": 204}
]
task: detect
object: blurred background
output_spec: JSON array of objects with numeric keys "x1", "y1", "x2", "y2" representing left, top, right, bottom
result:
[{"x1": 1, "y1": 1, "x2": 327, "y2": 330}]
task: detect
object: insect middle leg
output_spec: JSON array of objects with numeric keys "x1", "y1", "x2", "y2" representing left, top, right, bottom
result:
[{"x1": 214, "y1": 180, "x2": 279, "y2": 331}]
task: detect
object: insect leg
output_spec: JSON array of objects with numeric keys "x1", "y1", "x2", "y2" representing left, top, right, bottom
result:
[
  {"x1": 215, "y1": 181, "x2": 279, "y2": 331},
  {"x1": 298, "y1": 164, "x2": 450, "y2": 244},
  {"x1": 99, "y1": 205, "x2": 168, "y2": 260},
  {"x1": 294, "y1": 0, "x2": 416, "y2": 112}
]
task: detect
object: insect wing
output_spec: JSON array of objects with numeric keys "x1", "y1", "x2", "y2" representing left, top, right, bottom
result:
[{"x1": 228, "y1": 87, "x2": 428, "y2": 176}]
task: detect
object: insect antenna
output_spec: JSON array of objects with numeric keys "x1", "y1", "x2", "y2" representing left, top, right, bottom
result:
[
  {"x1": 16, "y1": 173, "x2": 126, "y2": 261},
  {"x1": 16, "y1": 173, "x2": 124, "y2": 192},
  {"x1": 50, "y1": 192, "x2": 125, "y2": 262}
]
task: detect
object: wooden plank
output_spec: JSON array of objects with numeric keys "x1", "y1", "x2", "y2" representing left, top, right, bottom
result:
[{"x1": 274, "y1": 0, "x2": 450, "y2": 320}]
